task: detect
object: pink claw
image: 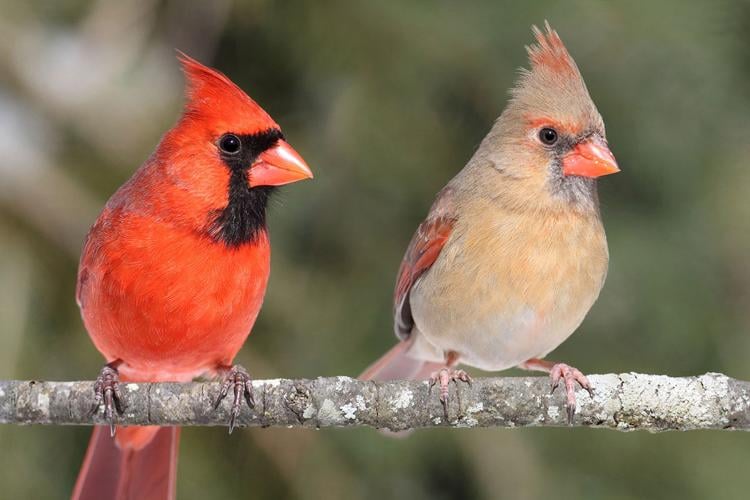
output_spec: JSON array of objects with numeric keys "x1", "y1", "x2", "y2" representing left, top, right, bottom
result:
[
  {"x1": 429, "y1": 368, "x2": 472, "y2": 417},
  {"x1": 549, "y1": 363, "x2": 593, "y2": 423}
]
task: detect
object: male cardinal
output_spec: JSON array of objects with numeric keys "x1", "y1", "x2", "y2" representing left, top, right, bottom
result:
[
  {"x1": 361, "y1": 23, "x2": 619, "y2": 421},
  {"x1": 72, "y1": 54, "x2": 312, "y2": 500}
]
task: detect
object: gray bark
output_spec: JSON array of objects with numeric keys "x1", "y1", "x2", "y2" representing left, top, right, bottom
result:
[{"x1": 1, "y1": 373, "x2": 748, "y2": 431}]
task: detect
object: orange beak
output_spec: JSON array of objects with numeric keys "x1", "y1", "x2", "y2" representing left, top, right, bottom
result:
[
  {"x1": 562, "y1": 135, "x2": 620, "y2": 178},
  {"x1": 249, "y1": 140, "x2": 313, "y2": 187}
]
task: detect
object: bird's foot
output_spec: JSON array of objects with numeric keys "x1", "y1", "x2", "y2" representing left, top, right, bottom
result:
[
  {"x1": 90, "y1": 364, "x2": 125, "y2": 437},
  {"x1": 213, "y1": 365, "x2": 255, "y2": 434},
  {"x1": 549, "y1": 363, "x2": 593, "y2": 424},
  {"x1": 429, "y1": 368, "x2": 472, "y2": 418}
]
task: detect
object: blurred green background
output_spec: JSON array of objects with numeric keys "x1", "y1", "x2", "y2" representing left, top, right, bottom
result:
[{"x1": 1, "y1": 1, "x2": 750, "y2": 499}]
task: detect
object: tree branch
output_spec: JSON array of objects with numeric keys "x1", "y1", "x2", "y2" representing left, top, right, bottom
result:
[{"x1": 1, "y1": 373, "x2": 748, "y2": 431}]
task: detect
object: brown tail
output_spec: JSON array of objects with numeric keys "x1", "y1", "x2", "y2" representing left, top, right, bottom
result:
[
  {"x1": 360, "y1": 339, "x2": 442, "y2": 382},
  {"x1": 360, "y1": 340, "x2": 443, "y2": 438},
  {"x1": 72, "y1": 426, "x2": 180, "y2": 500}
]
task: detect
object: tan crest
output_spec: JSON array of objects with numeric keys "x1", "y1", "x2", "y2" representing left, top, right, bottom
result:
[
  {"x1": 526, "y1": 21, "x2": 580, "y2": 77},
  {"x1": 505, "y1": 22, "x2": 602, "y2": 137}
]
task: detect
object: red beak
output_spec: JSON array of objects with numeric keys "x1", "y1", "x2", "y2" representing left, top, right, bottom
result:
[
  {"x1": 249, "y1": 140, "x2": 313, "y2": 187},
  {"x1": 562, "y1": 135, "x2": 620, "y2": 178}
]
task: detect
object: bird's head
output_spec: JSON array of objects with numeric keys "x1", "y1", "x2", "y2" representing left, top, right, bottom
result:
[
  {"x1": 169, "y1": 52, "x2": 312, "y2": 188},
  {"x1": 480, "y1": 23, "x2": 618, "y2": 211},
  {"x1": 152, "y1": 54, "x2": 313, "y2": 246}
]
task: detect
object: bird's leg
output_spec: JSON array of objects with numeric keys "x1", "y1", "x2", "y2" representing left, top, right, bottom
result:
[
  {"x1": 428, "y1": 351, "x2": 472, "y2": 419},
  {"x1": 519, "y1": 358, "x2": 593, "y2": 423},
  {"x1": 90, "y1": 360, "x2": 125, "y2": 437},
  {"x1": 213, "y1": 364, "x2": 255, "y2": 434}
]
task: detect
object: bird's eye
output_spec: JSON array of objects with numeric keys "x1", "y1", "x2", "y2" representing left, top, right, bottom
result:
[
  {"x1": 218, "y1": 134, "x2": 241, "y2": 155},
  {"x1": 539, "y1": 127, "x2": 558, "y2": 146}
]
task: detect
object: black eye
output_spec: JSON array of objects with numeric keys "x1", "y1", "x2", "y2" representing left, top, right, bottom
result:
[
  {"x1": 539, "y1": 128, "x2": 558, "y2": 146},
  {"x1": 218, "y1": 134, "x2": 241, "y2": 154}
]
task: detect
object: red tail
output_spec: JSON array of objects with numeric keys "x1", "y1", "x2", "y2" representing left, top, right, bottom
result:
[
  {"x1": 360, "y1": 340, "x2": 442, "y2": 381},
  {"x1": 72, "y1": 426, "x2": 180, "y2": 500}
]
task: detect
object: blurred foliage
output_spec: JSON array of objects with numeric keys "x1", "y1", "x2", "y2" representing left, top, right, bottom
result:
[{"x1": 1, "y1": 0, "x2": 750, "y2": 499}]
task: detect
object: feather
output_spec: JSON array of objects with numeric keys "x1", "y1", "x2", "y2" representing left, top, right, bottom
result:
[
  {"x1": 176, "y1": 51, "x2": 279, "y2": 135},
  {"x1": 526, "y1": 21, "x2": 580, "y2": 77},
  {"x1": 393, "y1": 188, "x2": 456, "y2": 340}
]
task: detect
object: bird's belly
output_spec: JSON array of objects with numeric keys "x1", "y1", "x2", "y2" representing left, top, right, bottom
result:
[
  {"x1": 411, "y1": 287, "x2": 597, "y2": 371},
  {"x1": 79, "y1": 227, "x2": 270, "y2": 381},
  {"x1": 442, "y1": 304, "x2": 590, "y2": 371},
  {"x1": 409, "y1": 217, "x2": 607, "y2": 372}
]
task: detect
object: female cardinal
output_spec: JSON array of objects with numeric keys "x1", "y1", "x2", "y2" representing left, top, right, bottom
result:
[
  {"x1": 72, "y1": 54, "x2": 312, "y2": 500},
  {"x1": 361, "y1": 23, "x2": 619, "y2": 421}
]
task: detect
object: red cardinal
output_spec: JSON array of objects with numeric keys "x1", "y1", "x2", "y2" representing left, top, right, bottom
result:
[
  {"x1": 72, "y1": 54, "x2": 312, "y2": 500},
  {"x1": 361, "y1": 23, "x2": 619, "y2": 420}
]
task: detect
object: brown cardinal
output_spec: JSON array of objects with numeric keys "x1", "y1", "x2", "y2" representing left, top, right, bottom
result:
[
  {"x1": 361, "y1": 23, "x2": 619, "y2": 421},
  {"x1": 72, "y1": 54, "x2": 312, "y2": 500}
]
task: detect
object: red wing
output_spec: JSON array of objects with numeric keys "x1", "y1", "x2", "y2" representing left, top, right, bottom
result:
[{"x1": 393, "y1": 189, "x2": 456, "y2": 340}]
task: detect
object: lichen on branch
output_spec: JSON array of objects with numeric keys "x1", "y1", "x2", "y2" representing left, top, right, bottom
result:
[{"x1": 1, "y1": 373, "x2": 748, "y2": 432}]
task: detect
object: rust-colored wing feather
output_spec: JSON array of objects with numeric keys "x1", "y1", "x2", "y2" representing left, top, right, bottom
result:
[{"x1": 394, "y1": 188, "x2": 456, "y2": 340}]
